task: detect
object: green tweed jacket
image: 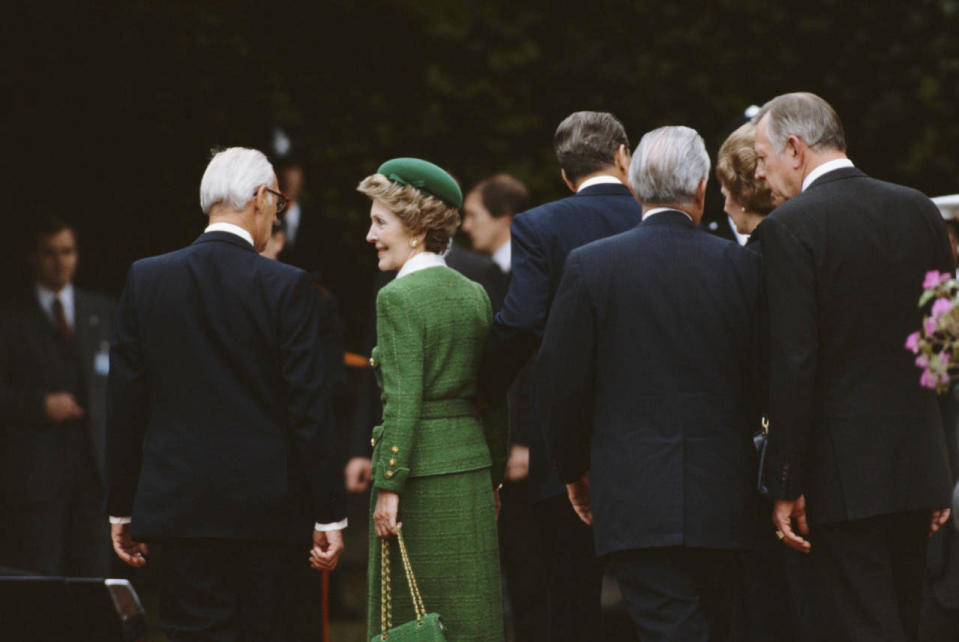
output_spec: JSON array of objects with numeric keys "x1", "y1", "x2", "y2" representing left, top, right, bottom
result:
[{"x1": 370, "y1": 265, "x2": 507, "y2": 493}]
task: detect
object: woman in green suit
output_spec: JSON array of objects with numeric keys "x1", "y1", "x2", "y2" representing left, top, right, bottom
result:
[{"x1": 358, "y1": 158, "x2": 507, "y2": 641}]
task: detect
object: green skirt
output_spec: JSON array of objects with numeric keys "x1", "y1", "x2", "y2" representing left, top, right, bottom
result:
[{"x1": 367, "y1": 468, "x2": 504, "y2": 641}]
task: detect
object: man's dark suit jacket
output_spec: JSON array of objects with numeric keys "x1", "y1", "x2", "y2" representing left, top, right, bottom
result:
[
  {"x1": 753, "y1": 167, "x2": 954, "y2": 524},
  {"x1": 0, "y1": 288, "x2": 115, "y2": 507},
  {"x1": 482, "y1": 182, "x2": 644, "y2": 502},
  {"x1": 537, "y1": 212, "x2": 762, "y2": 555},
  {"x1": 107, "y1": 231, "x2": 345, "y2": 542}
]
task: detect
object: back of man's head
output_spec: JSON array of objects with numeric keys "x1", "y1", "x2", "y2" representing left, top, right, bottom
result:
[
  {"x1": 200, "y1": 147, "x2": 275, "y2": 214},
  {"x1": 754, "y1": 92, "x2": 846, "y2": 154},
  {"x1": 630, "y1": 126, "x2": 710, "y2": 206},
  {"x1": 471, "y1": 174, "x2": 530, "y2": 218},
  {"x1": 553, "y1": 111, "x2": 629, "y2": 183}
]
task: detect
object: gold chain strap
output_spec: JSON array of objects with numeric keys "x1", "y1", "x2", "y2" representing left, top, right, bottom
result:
[
  {"x1": 379, "y1": 527, "x2": 427, "y2": 639},
  {"x1": 380, "y1": 538, "x2": 392, "y2": 639},
  {"x1": 395, "y1": 528, "x2": 427, "y2": 621}
]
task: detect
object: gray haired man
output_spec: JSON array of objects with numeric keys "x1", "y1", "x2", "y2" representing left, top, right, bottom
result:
[
  {"x1": 108, "y1": 147, "x2": 345, "y2": 641},
  {"x1": 538, "y1": 126, "x2": 762, "y2": 641},
  {"x1": 752, "y1": 92, "x2": 954, "y2": 640}
]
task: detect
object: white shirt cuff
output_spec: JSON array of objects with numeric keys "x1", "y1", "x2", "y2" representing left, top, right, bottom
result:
[
  {"x1": 314, "y1": 518, "x2": 348, "y2": 531},
  {"x1": 111, "y1": 515, "x2": 346, "y2": 530}
]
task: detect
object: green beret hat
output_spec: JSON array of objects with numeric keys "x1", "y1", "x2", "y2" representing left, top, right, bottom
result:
[{"x1": 377, "y1": 157, "x2": 463, "y2": 209}]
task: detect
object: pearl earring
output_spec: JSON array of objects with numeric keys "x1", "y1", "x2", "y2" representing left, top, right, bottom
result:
[
  {"x1": 741, "y1": 206, "x2": 746, "y2": 212},
  {"x1": 410, "y1": 239, "x2": 418, "y2": 248}
]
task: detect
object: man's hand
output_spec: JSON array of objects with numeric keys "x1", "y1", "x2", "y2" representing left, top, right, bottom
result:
[
  {"x1": 930, "y1": 508, "x2": 952, "y2": 536},
  {"x1": 505, "y1": 445, "x2": 530, "y2": 482},
  {"x1": 373, "y1": 490, "x2": 401, "y2": 538},
  {"x1": 44, "y1": 392, "x2": 85, "y2": 423},
  {"x1": 566, "y1": 474, "x2": 593, "y2": 526},
  {"x1": 111, "y1": 522, "x2": 148, "y2": 567},
  {"x1": 309, "y1": 529, "x2": 344, "y2": 571},
  {"x1": 772, "y1": 495, "x2": 812, "y2": 553},
  {"x1": 344, "y1": 457, "x2": 372, "y2": 493}
]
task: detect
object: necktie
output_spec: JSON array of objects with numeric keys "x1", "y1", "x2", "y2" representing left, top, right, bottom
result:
[{"x1": 51, "y1": 297, "x2": 75, "y2": 352}]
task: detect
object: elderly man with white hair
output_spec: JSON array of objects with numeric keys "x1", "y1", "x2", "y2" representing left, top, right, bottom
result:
[
  {"x1": 107, "y1": 147, "x2": 346, "y2": 641},
  {"x1": 537, "y1": 126, "x2": 762, "y2": 641},
  {"x1": 751, "y1": 92, "x2": 955, "y2": 641}
]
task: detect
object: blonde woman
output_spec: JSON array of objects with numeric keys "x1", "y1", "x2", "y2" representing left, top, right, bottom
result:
[{"x1": 359, "y1": 158, "x2": 506, "y2": 641}]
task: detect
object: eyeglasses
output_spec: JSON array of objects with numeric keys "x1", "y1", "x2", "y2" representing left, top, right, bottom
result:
[{"x1": 261, "y1": 188, "x2": 290, "y2": 216}]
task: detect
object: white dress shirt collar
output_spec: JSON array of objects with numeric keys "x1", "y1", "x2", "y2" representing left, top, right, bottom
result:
[
  {"x1": 642, "y1": 207, "x2": 693, "y2": 222},
  {"x1": 204, "y1": 222, "x2": 255, "y2": 247},
  {"x1": 492, "y1": 239, "x2": 511, "y2": 273},
  {"x1": 396, "y1": 251, "x2": 446, "y2": 279},
  {"x1": 577, "y1": 175, "x2": 623, "y2": 192},
  {"x1": 36, "y1": 282, "x2": 75, "y2": 328},
  {"x1": 802, "y1": 158, "x2": 854, "y2": 192}
]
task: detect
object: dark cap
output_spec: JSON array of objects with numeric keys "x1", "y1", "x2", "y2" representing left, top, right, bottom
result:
[{"x1": 377, "y1": 157, "x2": 462, "y2": 209}]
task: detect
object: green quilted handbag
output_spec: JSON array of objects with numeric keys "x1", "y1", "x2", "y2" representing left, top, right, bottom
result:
[{"x1": 371, "y1": 527, "x2": 448, "y2": 641}]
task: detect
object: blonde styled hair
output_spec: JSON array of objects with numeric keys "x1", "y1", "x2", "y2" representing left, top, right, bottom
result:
[
  {"x1": 715, "y1": 123, "x2": 776, "y2": 216},
  {"x1": 357, "y1": 174, "x2": 461, "y2": 253}
]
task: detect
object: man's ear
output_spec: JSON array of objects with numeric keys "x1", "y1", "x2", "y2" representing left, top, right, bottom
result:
[
  {"x1": 695, "y1": 179, "x2": 707, "y2": 210},
  {"x1": 786, "y1": 135, "x2": 804, "y2": 170},
  {"x1": 253, "y1": 185, "x2": 271, "y2": 211},
  {"x1": 615, "y1": 143, "x2": 631, "y2": 174},
  {"x1": 561, "y1": 169, "x2": 576, "y2": 193}
]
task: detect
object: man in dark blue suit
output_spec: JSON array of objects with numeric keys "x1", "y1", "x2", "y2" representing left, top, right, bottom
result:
[
  {"x1": 107, "y1": 147, "x2": 346, "y2": 641},
  {"x1": 482, "y1": 111, "x2": 644, "y2": 641},
  {"x1": 537, "y1": 126, "x2": 762, "y2": 641}
]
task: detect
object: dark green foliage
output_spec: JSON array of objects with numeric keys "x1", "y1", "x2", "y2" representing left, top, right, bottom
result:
[{"x1": 8, "y1": 1, "x2": 959, "y2": 345}]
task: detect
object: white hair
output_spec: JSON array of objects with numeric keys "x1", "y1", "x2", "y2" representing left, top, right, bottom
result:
[
  {"x1": 629, "y1": 126, "x2": 710, "y2": 206},
  {"x1": 199, "y1": 147, "x2": 275, "y2": 214},
  {"x1": 753, "y1": 92, "x2": 846, "y2": 154}
]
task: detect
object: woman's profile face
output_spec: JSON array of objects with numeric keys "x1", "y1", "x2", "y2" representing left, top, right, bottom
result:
[{"x1": 366, "y1": 199, "x2": 419, "y2": 272}]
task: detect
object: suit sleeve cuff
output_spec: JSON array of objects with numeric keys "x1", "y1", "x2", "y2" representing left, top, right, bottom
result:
[
  {"x1": 314, "y1": 518, "x2": 348, "y2": 531},
  {"x1": 109, "y1": 516, "x2": 132, "y2": 524}
]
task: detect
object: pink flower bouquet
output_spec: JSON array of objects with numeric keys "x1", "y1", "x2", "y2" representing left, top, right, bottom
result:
[{"x1": 906, "y1": 270, "x2": 959, "y2": 392}]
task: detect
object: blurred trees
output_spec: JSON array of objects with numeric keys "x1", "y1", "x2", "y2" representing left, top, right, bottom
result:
[{"x1": 8, "y1": 0, "x2": 959, "y2": 344}]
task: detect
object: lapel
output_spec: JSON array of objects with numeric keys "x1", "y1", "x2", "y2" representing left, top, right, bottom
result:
[
  {"x1": 29, "y1": 292, "x2": 55, "y2": 332},
  {"x1": 73, "y1": 289, "x2": 103, "y2": 366}
]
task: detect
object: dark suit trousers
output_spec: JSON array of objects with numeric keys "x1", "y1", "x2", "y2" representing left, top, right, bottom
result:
[
  {"x1": 151, "y1": 538, "x2": 304, "y2": 642},
  {"x1": 0, "y1": 426, "x2": 109, "y2": 577},
  {"x1": 499, "y1": 480, "x2": 549, "y2": 639},
  {"x1": 607, "y1": 547, "x2": 739, "y2": 642},
  {"x1": 533, "y1": 494, "x2": 603, "y2": 642},
  {"x1": 804, "y1": 511, "x2": 928, "y2": 642}
]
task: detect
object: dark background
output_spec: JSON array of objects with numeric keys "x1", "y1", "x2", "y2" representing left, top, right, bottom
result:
[{"x1": 7, "y1": 0, "x2": 959, "y2": 350}]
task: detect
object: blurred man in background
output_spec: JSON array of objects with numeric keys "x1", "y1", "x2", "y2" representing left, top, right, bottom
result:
[
  {"x1": 462, "y1": 174, "x2": 529, "y2": 276},
  {"x1": 0, "y1": 216, "x2": 115, "y2": 577}
]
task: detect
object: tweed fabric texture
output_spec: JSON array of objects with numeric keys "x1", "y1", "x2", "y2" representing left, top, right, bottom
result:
[
  {"x1": 367, "y1": 469, "x2": 504, "y2": 642},
  {"x1": 367, "y1": 265, "x2": 506, "y2": 640},
  {"x1": 370, "y1": 266, "x2": 505, "y2": 492}
]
